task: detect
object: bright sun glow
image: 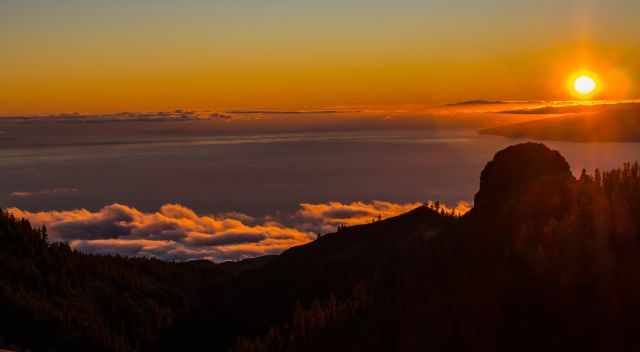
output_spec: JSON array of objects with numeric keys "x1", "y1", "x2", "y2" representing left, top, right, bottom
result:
[{"x1": 573, "y1": 75, "x2": 597, "y2": 96}]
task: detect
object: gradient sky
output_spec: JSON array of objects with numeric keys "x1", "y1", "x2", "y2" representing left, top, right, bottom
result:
[{"x1": 2, "y1": 0, "x2": 639, "y2": 114}]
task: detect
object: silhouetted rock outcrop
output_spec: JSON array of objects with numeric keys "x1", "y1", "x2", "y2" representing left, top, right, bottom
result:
[{"x1": 470, "y1": 143, "x2": 574, "y2": 231}]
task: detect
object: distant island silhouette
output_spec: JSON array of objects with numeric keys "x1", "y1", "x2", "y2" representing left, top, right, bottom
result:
[
  {"x1": 446, "y1": 99, "x2": 508, "y2": 106},
  {"x1": 483, "y1": 102, "x2": 640, "y2": 142},
  {"x1": 3, "y1": 143, "x2": 640, "y2": 351}
]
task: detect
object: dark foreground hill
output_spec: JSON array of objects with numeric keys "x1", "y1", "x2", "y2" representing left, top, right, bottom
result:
[
  {"x1": 481, "y1": 102, "x2": 640, "y2": 142},
  {"x1": 3, "y1": 143, "x2": 640, "y2": 351}
]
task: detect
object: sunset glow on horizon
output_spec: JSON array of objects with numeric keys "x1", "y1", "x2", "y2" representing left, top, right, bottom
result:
[{"x1": 2, "y1": 0, "x2": 640, "y2": 114}]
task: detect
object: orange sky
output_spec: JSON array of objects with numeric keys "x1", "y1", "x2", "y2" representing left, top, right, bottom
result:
[{"x1": 2, "y1": 0, "x2": 639, "y2": 114}]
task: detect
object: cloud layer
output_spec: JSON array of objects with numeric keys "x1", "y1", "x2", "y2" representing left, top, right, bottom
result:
[
  {"x1": 8, "y1": 204, "x2": 315, "y2": 262},
  {"x1": 296, "y1": 201, "x2": 422, "y2": 233},
  {"x1": 8, "y1": 200, "x2": 469, "y2": 262},
  {"x1": 297, "y1": 200, "x2": 470, "y2": 232}
]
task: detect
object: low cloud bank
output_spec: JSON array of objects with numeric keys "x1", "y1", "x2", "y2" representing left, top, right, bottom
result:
[
  {"x1": 299, "y1": 200, "x2": 470, "y2": 232},
  {"x1": 8, "y1": 200, "x2": 470, "y2": 262},
  {"x1": 296, "y1": 201, "x2": 422, "y2": 233},
  {"x1": 9, "y1": 204, "x2": 315, "y2": 262}
]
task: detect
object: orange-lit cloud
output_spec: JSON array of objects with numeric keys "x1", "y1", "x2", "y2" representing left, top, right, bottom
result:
[
  {"x1": 8, "y1": 204, "x2": 315, "y2": 262},
  {"x1": 296, "y1": 200, "x2": 470, "y2": 233},
  {"x1": 8, "y1": 199, "x2": 470, "y2": 262}
]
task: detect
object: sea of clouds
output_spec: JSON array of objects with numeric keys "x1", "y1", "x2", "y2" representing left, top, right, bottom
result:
[{"x1": 9, "y1": 200, "x2": 470, "y2": 262}]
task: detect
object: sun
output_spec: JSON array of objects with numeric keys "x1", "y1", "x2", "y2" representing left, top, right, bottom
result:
[
  {"x1": 574, "y1": 75, "x2": 597, "y2": 96},
  {"x1": 568, "y1": 71, "x2": 600, "y2": 99}
]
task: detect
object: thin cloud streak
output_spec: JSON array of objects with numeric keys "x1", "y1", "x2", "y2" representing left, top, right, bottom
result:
[{"x1": 10, "y1": 188, "x2": 79, "y2": 198}]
